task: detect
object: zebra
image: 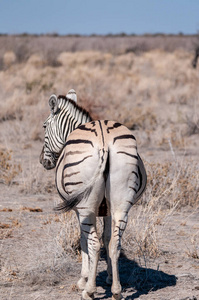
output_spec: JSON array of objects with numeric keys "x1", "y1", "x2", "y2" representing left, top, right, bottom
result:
[{"x1": 40, "y1": 90, "x2": 147, "y2": 300}]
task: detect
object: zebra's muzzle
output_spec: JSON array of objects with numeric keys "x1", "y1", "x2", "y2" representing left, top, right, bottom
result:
[
  {"x1": 40, "y1": 147, "x2": 56, "y2": 169},
  {"x1": 42, "y1": 158, "x2": 56, "y2": 170}
]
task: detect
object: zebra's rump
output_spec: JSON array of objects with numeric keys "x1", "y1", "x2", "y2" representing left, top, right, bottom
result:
[{"x1": 55, "y1": 120, "x2": 147, "y2": 213}]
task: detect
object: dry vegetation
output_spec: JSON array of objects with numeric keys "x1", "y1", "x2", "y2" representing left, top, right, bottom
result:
[
  {"x1": 0, "y1": 35, "x2": 199, "y2": 300},
  {"x1": 0, "y1": 148, "x2": 22, "y2": 185}
]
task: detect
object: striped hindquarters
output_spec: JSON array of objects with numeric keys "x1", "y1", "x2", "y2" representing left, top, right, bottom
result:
[{"x1": 54, "y1": 120, "x2": 147, "y2": 213}]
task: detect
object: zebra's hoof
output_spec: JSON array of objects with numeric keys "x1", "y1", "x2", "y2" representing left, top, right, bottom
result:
[
  {"x1": 81, "y1": 290, "x2": 94, "y2": 300},
  {"x1": 112, "y1": 293, "x2": 125, "y2": 300},
  {"x1": 112, "y1": 294, "x2": 125, "y2": 300}
]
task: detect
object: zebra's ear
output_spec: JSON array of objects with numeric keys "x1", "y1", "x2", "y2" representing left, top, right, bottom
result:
[
  {"x1": 66, "y1": 89, "x2": 77, "y2": 103},
  {"x1": 49, "y1": 94, "x2": 58, "y2": 116}
]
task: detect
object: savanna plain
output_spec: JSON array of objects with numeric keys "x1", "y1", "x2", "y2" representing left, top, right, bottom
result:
[{"x1": 0, "y1": 35, "x2": 199, "y2": 300}]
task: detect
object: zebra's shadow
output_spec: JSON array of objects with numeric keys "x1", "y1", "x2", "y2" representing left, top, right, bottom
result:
[{"x1": 96, "y1": 251, "x2": 177, "y2": 299}]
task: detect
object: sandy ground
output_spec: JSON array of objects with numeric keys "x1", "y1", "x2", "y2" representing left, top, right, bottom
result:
[{"x1": 0, "y1": 140, "x2": 199, "y2": 300}]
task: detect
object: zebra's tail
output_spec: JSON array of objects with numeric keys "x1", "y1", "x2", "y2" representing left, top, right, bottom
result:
[
  {"x1": 54, "y1": 148, "x2": 109, "y2": 213},
  {"x1": 134, "y1": 154, "x2": 147, "y2": 202},
  {"x1": 54, "y1": 184, "x2": 93, "y2": 213}
]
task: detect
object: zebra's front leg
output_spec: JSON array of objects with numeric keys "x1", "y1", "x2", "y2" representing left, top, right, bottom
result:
[
  {"x1": 77, "y1": 231, "x2": 89, "y2": 290},
  {"x1": 80, "y1": 213, "x2": 101, "y2": 300},
  {"x1": 109, "y1": 213, "x2": 128, "y2": 300}
]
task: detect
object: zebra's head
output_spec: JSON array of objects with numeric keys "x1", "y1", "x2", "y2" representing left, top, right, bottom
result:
[
  {"x1": 40, "y1": 89, "x2": 92, "y2": 170},
  {"x1": 40, "y1": 90, "x2": 77, "y2": 170},
  {"x1": 40, "y1": 94, "x2": 63, "y2": 169}
]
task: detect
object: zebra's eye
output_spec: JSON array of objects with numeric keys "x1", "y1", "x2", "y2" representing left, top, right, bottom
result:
[{"x1": 43, "y1": 123, "x2": 46, "y2": 129}]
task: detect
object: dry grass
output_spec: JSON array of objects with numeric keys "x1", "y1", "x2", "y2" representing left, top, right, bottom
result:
[
  {"x1": 0, "y1": 147, "x2": 22, "y2": 185},
  {"x1": 186, "y1": 236, "x2": 199, "y2": 259},
  {"x1": 21, "y1": 206, "x2": 43, "y2": 212},
  {"x1": 1, "y1": 45, "x2": 199, "y2": 133},
  {"x1": 0, "y1": 36, "x2": 199, "y2": 281},
  {"x1": 56, "y1": 211, "x2": 81, "y2": 257},
  {"x1": 0, "y1": 35, "x2": 197, "y2": 63},
  {"x1": 123, "y1": 161, "x2": 198, "y2": 260},
  {"x1": 185, "y1": 113, "x2": 199, "y2": 136},
  {"x1": 145, "y1": 159, "x2": 199, "y2": 208}
]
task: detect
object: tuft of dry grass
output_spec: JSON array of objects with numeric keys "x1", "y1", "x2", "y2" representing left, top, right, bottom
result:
[
  {"x1": 21, "y1": 206, "x2": 43, "y2": 212},
  {"x1": 144, "y1": 159, "x2": 199, "y2": 209},
  {"x1": 57, "y1": 211, "x2": 81, "y2": 257},
  {"x1": 186, "y1": 236, "x2": 199, "y2": 259},
  {"x1": 185, "y1": 114, "x2": 199, "y2": 136},
  {"x1": 0, "y1": 223, "x2": 11, "y2": 229},
  {"x1": 0, "y1": 148, "x2": 22, "y2": 185},
  {"x1": 0, "y1": 208, "x2": 13, "y2": 212},
  {"x1": 123, "y1": 206, "x2": 161, "y2": 258},
  {"x1": 3, "y1": 51, "x2": 16, "y2": 68}
]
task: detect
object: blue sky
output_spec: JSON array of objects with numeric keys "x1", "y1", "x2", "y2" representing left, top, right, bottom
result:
[{"x1": 0, "y1": 0, "x2": 199, "y2": 35}]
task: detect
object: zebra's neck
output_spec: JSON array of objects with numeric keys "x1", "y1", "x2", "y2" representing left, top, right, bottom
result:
[{"x1": 57, "y1": 95, "x2": 92, "y2": 142}]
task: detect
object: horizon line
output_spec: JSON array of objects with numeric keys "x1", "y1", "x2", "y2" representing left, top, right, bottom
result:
[{"x1": 0, "y1": 32, "x2": 198, "y2": 37}]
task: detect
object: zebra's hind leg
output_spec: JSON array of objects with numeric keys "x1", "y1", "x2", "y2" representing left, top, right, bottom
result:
[
  {"x1": 76, "y1": 211, "x2": 89, "y2": 290},
  {"x1": 77, "y1": 231, "x2": 89, "y2": 290},
  {"x1": 79, "y1": 212, "x2": 101, "y2": 300},
  {"x1": 109, "y1": 213, "x2": 128, "y2": 300},
  {"x1": 103, "y1": 216, "x2": 112, "y2": 285}
]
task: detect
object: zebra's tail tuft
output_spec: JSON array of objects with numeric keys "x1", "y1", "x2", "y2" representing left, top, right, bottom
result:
[{"x1": 54, "y1": 185, "x2": 93, "y2": 213}]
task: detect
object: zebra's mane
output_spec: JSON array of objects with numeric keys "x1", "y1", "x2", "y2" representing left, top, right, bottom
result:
[{"x1": 57, "y1": 95, "x2": 93, "y2": 121}]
